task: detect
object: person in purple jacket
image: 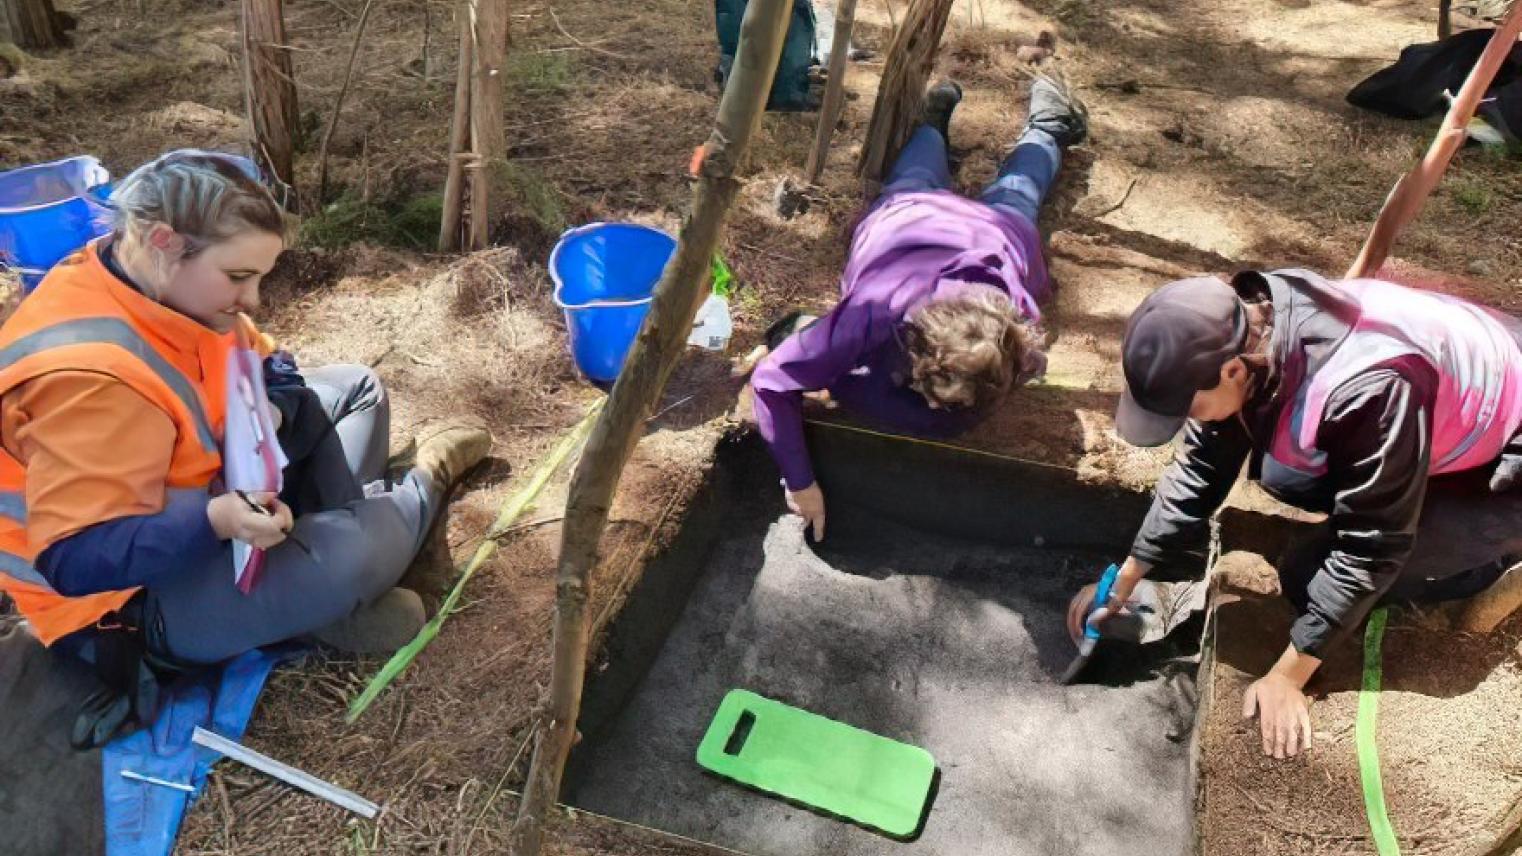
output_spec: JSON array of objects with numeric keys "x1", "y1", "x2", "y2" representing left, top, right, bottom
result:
[{"x1": 748, "y1": 74, "x2": 1087, "y2": 538}]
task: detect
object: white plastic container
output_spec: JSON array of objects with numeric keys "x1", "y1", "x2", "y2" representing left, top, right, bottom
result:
[{"x1": 688, "y1": 293, "x2": 733, "y2": 351}]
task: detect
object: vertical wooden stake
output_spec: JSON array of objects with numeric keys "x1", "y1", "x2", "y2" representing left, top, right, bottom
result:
[
  {"x1": 804, "y1": 0, "x2": 858, "y2": 185},
  {"x1": 1346, "y1": 4, "x2": 1522, "y2": 279},
  {"x1": 1, "y1": 0, "x2": 67, "y2": 49},
  {"x1": 467, "y1": 0, "x2": 509, "y2": 249},
  {"x1": 438, "y1": 1, "x2": 473, "y2": 252},
  {"x1": 506, "y1": 2, "x2": 795, "y2": 854}
]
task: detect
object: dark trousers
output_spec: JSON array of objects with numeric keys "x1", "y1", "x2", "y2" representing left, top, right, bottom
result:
[{"x1": 1278, "y1": 466, "x2": 1522, "y2": 614}]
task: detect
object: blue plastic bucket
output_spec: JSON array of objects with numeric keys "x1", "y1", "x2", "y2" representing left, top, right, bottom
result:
[
  {"x1": 551, "y1": 222, "x2": 677, "y2": 383},
  {"x1": 0, "y1": 156, "x2": 113, "y2": 294}
]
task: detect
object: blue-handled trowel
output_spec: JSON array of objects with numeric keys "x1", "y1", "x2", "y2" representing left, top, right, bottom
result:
[{"x1": 1060, "y1": 563, "x2": 1121, "y2": 685}]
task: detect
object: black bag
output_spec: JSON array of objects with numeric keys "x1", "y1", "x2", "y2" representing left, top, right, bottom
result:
[{"x1": 1347, "y1": 27, "x2": 1522, "y2": 139}]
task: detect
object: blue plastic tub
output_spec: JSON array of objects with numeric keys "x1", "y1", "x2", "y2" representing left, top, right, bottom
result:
[
  {"x1": 0, "y1": 156, "x2": 113, "y2": 294},
  {"x1": 551, "y1": 222, "x2": 677, "y2": 383}
]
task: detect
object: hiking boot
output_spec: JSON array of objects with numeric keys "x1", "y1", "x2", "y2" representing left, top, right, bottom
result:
[
  {"x1": 413, "y1": 425, "x2": 492, "y2": 491},
  {"x1": 313, "y1": 587, "x2": 426, "y2": 654},
  {"x1": 922, "y1": 79, "x2": 964, "y2": 142},
  {"x1": 1025, "y1": 71, "x2": 1088, "y2": 147}
]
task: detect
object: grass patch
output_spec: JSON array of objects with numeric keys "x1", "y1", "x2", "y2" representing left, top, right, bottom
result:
[
  {"x1": 0, "y1": 43, "x2": 27, "y2": 78},
  {"x1": 1452, "y1": 178, "x2": 1494, "y2": 215},
  {"x1": 494, "y1": 161, "x2": 567, "y2": 234},
  {"x1": 300, "y1": 192, "x2": 444, "y2": 250},
  {"x1": 506, "y1": 51, "x2": 573, "y2": 93}
]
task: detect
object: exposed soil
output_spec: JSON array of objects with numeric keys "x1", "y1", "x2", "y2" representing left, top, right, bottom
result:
[
  {"x1": 569, "y1": 437, "x2": 1198, "y2": 856},
  {"x1": 5, "y1": 0, "x2": 1522, "y2": 852}
]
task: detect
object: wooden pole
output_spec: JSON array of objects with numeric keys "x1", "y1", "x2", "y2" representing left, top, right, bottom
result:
[
  {"x1": 856, "y1": 0, "x2": 955, "y2": 185},
  {"x1": 506, "y1": 1, "x2": 794, "y2": 853},
  {"x1": 315, "y1": 0, "x2": 377, "y2": 205},
  {"x1": 1, "y1": 0, "x2": 66, "y2": 49},
  {"x1": 1439, "y1": 0, "x2": 1453, "y2": 39},
  {"x1": 240, "y1": 0, "x2": 301, "y2": 202},
  {"x1": 438, "y1": 1, "x2": 473, "y2": 252},
  {"x1": 466, "y1": 0, "x2": 508, "y2": 249},
  {"x1": 804, "y1": 0, "x2": 858, "y2": 184},
  {"x1": 1346, "y1": 4, "x2": 1522, "y2": 279}
]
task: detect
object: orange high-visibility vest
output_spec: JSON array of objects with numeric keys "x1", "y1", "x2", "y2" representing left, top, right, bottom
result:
[{"x1": 0, "y1": 242, "x2": 270, "y2": 645}]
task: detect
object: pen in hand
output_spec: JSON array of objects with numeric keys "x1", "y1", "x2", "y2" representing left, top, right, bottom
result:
[{"x1": 235, "y1": 489, "x2": 273, "y2": 517}]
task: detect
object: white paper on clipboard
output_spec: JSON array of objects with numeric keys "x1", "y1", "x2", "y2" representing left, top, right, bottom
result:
[{"x1": 223, "y1": 341, "x2": 288, "y2": 592}]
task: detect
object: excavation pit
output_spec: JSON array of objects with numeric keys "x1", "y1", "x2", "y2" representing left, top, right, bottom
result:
[{"x1": 566, "y1": 426, "x2": 1215, "y2": 856}]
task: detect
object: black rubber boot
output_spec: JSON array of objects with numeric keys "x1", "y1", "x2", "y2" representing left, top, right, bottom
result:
[
  {"x1": 1025, "y1": 72, "x2": 1089, "y2": 147},
  {"x1": 922, "y1": 79, "x2": 964, "y2": 142}
]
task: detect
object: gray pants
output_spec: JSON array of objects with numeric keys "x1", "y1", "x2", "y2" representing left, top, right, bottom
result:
[{"x1": 142, "y1": 365, "x2": 440, "y2": 664}]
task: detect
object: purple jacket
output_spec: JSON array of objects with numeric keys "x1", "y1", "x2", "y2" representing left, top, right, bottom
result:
[{"x1": 751, "y1": 190, "x2": 1051, "y2": 490}]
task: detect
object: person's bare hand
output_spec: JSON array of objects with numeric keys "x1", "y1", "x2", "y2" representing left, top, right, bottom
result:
[
  {"x1": 785, "y1": 483, "x2": 827, "y2": 541},
  {"x1": 1085, "y1": 557, "x2": 1149, "y2": 631},
  {"x1": 1242, "y1": 671, "x2": 1314, "y2": 759},
  {"x1": 207, "y1": 491, "x2": 293, "y2": 549}
]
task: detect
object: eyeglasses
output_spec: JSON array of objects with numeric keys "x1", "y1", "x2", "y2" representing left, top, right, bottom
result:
[{"x1": 154, "y1": 149, "x2": 295, "y2": 211}]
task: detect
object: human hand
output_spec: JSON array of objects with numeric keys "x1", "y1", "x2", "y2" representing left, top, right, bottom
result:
[
  {"x1": 208, "y1": 491, "x2": 293, "y2": 549},
  {"x1": 785, "y1": 483, "x2": 827, "y2": 541},
  {"x1": 1242, "y1": 671, "x2": 1313, "y2": 759},
  {"x1": 1085, "y1": 557, "x2": 1150, "y2": 631},
  {"x1": 1490, "y1": 451, "x2": 1522, "y2": 493}
]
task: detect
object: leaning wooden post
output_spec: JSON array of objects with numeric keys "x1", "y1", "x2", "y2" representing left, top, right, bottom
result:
[
  {"x1": 803, "y1": 0, "x2": 859, "y2": 184},
  {"x1": 1346, "y1": 2, "x2": 1522, "y2": 279},
  {"x1": 856, "y1": 0, "x2": 955, "y2": 185},
  {"x1": 506, "y1": 2, "x2": 794, "y2": 853}
]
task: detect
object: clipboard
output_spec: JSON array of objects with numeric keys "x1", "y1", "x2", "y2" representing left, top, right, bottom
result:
[{"x1": 221, "y1": 324, "x2": 288, "y2": 593}]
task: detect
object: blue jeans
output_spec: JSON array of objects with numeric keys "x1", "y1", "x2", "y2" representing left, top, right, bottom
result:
[{"x1": 879, "y1": 124, "x2": 1063, "y2": 223}]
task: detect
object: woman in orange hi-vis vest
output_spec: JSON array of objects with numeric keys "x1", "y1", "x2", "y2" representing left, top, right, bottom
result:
[{"x1": 0, "y1": 151, "x2": 489, "y2": 745}]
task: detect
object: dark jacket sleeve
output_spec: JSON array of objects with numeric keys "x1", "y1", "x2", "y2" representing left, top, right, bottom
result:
[
  {"x1": 34, "y1": 488, "x2": 225, "y2": 596},
  {"x1": 1290, "y1": 365, "x2": 1435, "y2": 657},
  {"x1": 1130, "y1": 417, "x2": 1252, "y2": 572},
  {"x1": 264, "y1": 350, "x2": 308, "y2": 433}
]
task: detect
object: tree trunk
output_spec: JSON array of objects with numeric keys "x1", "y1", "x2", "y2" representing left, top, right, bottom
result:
[
  {"x1": 856, "y1": 0, "x2": 955, "y2": 185},
  {"x1": 2, "y1": 0, "x2": 66, "y2": 50},
  {"x1": 804, "y1": 0, "x2": 858, "y2": 184},
  {"x1": 240, "y1": 0, "x2": 300, "y2": 205},
  {"x1": 506, "y1": 2, "x2": 795, "y2": 854}
]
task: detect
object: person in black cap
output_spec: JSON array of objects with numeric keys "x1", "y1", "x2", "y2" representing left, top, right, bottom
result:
[{"x1": 1086, "y1": 268, "x2": 1522, "y2": 760}]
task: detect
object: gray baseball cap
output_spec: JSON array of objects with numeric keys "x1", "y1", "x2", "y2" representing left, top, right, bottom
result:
[{"x1": 1116, "y1": 277, "x2": 1247, "y2": 447}]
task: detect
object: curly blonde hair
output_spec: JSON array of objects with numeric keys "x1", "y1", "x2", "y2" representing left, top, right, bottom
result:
[{"x1": 904, "y1": 289, "x2": 1038, "y2": 410}]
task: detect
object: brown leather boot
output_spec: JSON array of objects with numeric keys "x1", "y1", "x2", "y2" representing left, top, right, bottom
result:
[
  {"x1": 313, "y1": 587, "x2": 427, "y2": 654},
  {"x1": 413, "y1": 425, "x2": 492, "y2": 490}
]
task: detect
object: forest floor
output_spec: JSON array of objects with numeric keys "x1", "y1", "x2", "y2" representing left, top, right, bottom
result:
[{"x1": 4, "y1": 0, "x2": 1522, "y2": 852}]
